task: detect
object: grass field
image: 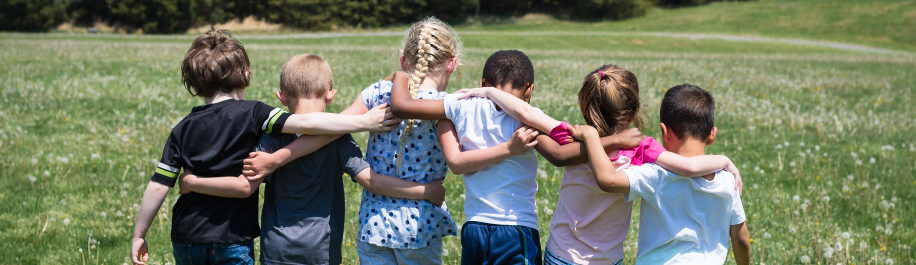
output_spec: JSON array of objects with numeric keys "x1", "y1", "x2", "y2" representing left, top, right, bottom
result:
[{"x1": 3, "y1": 1, "x2": 916, "y2": 264}]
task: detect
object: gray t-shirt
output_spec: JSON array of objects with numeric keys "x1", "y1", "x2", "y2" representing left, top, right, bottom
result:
[{"x1": 258, "y1": 133, "x2": 370, "y2": 265}]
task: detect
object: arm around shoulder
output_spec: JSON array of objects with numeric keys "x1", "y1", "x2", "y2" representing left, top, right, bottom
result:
[{"x1": 389, "y1": 71, "x2": 448, "y2": 120}]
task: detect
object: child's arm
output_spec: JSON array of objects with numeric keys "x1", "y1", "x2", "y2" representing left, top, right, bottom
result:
[
  {"x1": 654, "y1": 152, "x2": 743, "y2": 194},
  {"x1": 131, "y1": 181, "x2": 170, "y2": 265},
  {"x1": 178, "y1": 170, "x2": 262, "y2": 198},
  {"x1": 569, "y1": 124, "x2": 632, "y2": 193},
  {"x1": 351, "y1": 168, "x2": 447, "y2": 206},
  {"x1": 456, "y1": 87, "x2": 561, "y2": 134},
  {"x1": 535, "y1": 128, "x2": 645, "y2": 167},
  {"x1": 282, "y1": 103, "x2": 400, "y2": 134},
  {"x1": 730, "y1": 222, "x2": 751, "y2": 265},
  {"x1": 389, "y1": 71, "x2": 448, "y2": 120},
  {"x1": 438, "y1": 120, "x2": 539, "y2": 175}
]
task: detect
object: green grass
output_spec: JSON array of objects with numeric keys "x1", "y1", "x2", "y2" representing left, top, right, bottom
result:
[{"x1": 2, "y1": 1, "x2": 916, "y2": 264}]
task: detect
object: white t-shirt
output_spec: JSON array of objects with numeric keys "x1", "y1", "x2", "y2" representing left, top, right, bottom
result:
[
  {"x1": 623, "y1": 163, "x2": 746, "y2": 265},
  {"x1": 443, "y1": 94, "x2": 539, "y2": 229}
]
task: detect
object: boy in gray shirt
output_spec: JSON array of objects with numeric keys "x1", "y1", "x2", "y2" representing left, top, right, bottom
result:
[{"x1": 180, "y1": 54, "x2": 446, "y2": 265}]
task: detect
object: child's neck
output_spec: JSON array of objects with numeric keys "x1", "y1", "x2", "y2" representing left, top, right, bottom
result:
[
  {"x1": 666, "y1": 138, "x2": 714, "y2": 180},
  {"x1": 418, "y1": 70, "x2": 449, "y2": 92},
  {"x1": 287, "y1": 98, "x2": 327, "y2": 114},
  {"x1": 204, "y1": 89, "x2": 244, "y2": 105}
]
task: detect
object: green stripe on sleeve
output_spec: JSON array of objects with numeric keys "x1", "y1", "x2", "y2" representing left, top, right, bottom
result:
[
  {"x1": 155, "y1": 168, "x2": 178, "y2": 179},
  {"x1": 265, "y1": 109, "x2": 287, "y2": 134}
]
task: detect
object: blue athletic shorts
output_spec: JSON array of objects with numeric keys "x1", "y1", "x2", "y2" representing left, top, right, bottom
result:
[{"x1": 460, "y1": 221, "x2": 542, "y2": 265}]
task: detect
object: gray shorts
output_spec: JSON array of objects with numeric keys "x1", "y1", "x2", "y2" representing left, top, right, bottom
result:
[{"x1": 356, "y1": 240, "x2": 443, "y2": 265}]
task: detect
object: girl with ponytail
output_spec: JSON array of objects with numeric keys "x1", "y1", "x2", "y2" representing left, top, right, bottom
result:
[{"x1": 456, "y1": 64, "x2": 743, "y2": 265}]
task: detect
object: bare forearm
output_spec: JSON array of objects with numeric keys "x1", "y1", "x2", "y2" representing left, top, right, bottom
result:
[
  {"x1": 133, "y1": 181, "x2": 170, "y2": 238},
  {"x1": 484, "y1": 88, "x2": 559, "y2": 133},
  {"x1": 448, "y1": 143, "x2": 515, "y2": 174},
  {"x1": 537, "y1": 134, "x2": 633, "y2": 167},
  {"x1": 731, "y1": 223, "x2": 751, "y2": 265},
  {"x1": 185, "y1": 175, "x2": 259, "y2": 198},
  {"x1": 275, "y1": 135, "x2": 340, "y2": 167},
  {"x1": 354, "y1": 170, "x2": 428, "y2": 200},
  {"x1": 389, "y1": 72, "x2": 447, "y2": 119},
  {"x1": 282, "y1": 113, "x2": 372, "y2": 135},
  {"x1": 656, "y1": 152, "x2": 730, "y2": 177}
]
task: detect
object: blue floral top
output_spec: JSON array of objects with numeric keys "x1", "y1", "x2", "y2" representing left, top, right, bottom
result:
[{"x1": 357, "y1": 80, "x2": 458, "y2": 249}]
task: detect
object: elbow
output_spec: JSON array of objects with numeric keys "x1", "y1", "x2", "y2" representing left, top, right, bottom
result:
[
  {"x1": 595, "y1": 176, "x2": 616, "y2": 193},
  {"x1": 391, "y1": 105, "x2": 408, "y2": 118}
]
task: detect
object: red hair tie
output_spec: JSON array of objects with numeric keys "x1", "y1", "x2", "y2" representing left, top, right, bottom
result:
[{"x1": 599, "y1": 70, "x2": 606, "y2": 79}]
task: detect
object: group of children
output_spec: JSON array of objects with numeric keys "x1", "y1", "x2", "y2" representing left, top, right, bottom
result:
[{"x1": 131, "y1": 17, "x2": 750, "y2": 265}]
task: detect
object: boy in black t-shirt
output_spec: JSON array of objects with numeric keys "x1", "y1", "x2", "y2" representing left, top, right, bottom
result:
[{"x1": 130, "y1": 29, "x2": 399, "y2": 265}]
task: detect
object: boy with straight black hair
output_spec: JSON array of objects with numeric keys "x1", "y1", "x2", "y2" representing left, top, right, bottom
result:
[{"x1": 569, "y1": 83, "x2": 750, "y2": 265}]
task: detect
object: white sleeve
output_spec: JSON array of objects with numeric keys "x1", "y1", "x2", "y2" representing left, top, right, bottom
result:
[
  {"x1": 622, "y1": 164, "x2": 664, "y2": 202},
  {"x1": 731, "y1": 191, "x2": 747, "y2": 225},
  {"x1": 443, "y1": 94, "x2": 462, "y2": 120}
]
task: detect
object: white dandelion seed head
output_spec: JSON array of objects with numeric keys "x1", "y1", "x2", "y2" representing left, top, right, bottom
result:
[
  {"x1": 827, "y1": 181, "x2": 833, "y2": 186},
  {"x1": 869, "y1": 157, "x2": 876, "y2": 164},
  {"x1": 121, "y1": 190, "x2": 128, "y2": 197},
  {"x1": 860, "y1": 241, "x2": 868, "y2": 249},
  {"x1": 824, "y1": 246, "x2": 834, "y2": 258},
  {"x1": 861, "y1": 182, "x2": 869, "y2": 188},
  {"x1": 842, "y1": 185, "x2": 850, "y2": 192},
  {"x1": 874, "y1": 184, "x2": 881, "y2": 190},
  {"x1": 799, "y1": 152, "x2": 806, "y2": 158},
  {"x1": 763, "y1": 232, "x2": 771, "y2": 239},
  {"x1": 753, "y1": 184, "x2": 759, "y2": 189},
  {"x1": 63, "y1": 218, "x2": 70, "y2": 226},
  {"x1": 850, "y1": 152, "x2": 858, "y2": 158},
  {"x1": 43, "y1": 170, "x2": 50, "y2": 177},
  {"x1": 855, "y1": 160, "x2": 862, "y2": 166},
  {"x1": 793, "y1": 195, "x2": 800, "y2": 202},
  {"x1": 443, "y1": 249, "x2": 449, "y2": 256},
  {"x1": 60, "y1": 157, "x2": 69, "y2": 164},
  {"x1": 543, "y1": 207, "x2": 554, "y2": 216},
  {"x1": 886, "y1": 258, "x2": 893, "y2": 265},
  {"x1": 800, "y1": 142, "x2": 805, "y2": 146},
  {"x1": 78, "y1": 248, "x2": 82, "y2": 252},
  {"x1": 770, "y1": 221, "x2": 778, "y2": 226},
  {"x1": 847, "y1": 238, "x2": 855, "y2": 246},
  {"x1": 800, "y1": 255, "x2": 810, "y2": 263},
  {"x1": 459, "y1": 194, "x2": 465, "y2": 200},
  {"x1": 28, "y1": 175, "x2": 37, "y2": 183},
  {"x1": 91, "y1": 153, "x2": 99, "y2": 159},
  {"x1": 880, "y1": 200, "x2": 889, "y2": 209},
  {"x1": 100, "y1": 211, "x2": 106, "y2": 218},
  {"x1": 775, "y1": 144, "x2": 783, "y2": 149},
  {"x1": 790, "y1": 161, "x2": 796, "y2": 167},
  {"x1": 773, "y1": 133, "x2": 778, "y2": 138},
  {"x1": 835, "y1": 242, "x2": 843, "y2": 252},
  {"x1": 789, "y1": 226, "x2": 797, "y2": 233},
  {"x1": 815, "y1": 145, "x2": 821, "y2": 151},
  {"x1": 842, "y1": 232, "x2": 850, "y2": 239},
  {"x1": 738, "y1": 146, "x2": 743, "y2": 151},
  {"x1": 800, "y1": 203, "x2": 808, "y2": 211},
  {"x1": 822, "y1": 196, "x2": 830, "y2": 203},
  {"x1": 116, "y1": 211, "x2": 123, "y2": 217},
  {"x1": 139, "y1": 172, "x2": 146, "y2": 178},
  {"x1": 784, "y1": 141, "x2": 790, "y2": 147},
  {"x1": 30, "y1": 158, "x2": 38, "y2": 165},
  {"x1": 876, "y1": 225, "x2": 884, "y2": 232},
  {"x1": 891, "y1": 197, "x2": 898, "y2": 203}
]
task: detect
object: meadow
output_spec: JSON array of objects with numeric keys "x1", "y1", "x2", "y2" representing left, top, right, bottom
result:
[{"x1": 2, "y1": 1, "x2": 916, "y2": 264}]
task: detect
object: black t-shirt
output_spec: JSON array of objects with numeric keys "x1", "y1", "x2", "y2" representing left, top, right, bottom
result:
[{"x1": 150, "y1": 99, "x2": 290, "y2": 244}]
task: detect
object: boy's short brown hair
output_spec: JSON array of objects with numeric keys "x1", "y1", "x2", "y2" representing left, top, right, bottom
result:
[
  {"x1": 660, "y1": 84, "x2": 716, "y2": 141},
  {"x1": 181, "y1": 28, "x2": 250, "y2": 98},
  {"x1": 280, "y1": 54, "x2": 333, "y2": 99}
]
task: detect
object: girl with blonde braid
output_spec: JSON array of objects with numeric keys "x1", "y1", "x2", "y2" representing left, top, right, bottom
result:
[{"x1": 339, "y1": 17, "x2": 536, "y2": 264}]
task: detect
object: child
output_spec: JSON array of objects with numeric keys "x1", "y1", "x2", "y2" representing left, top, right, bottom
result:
[
  {"x1": 455, "y1": 65, "x2": 742, "y2": 265},
  {"x1": 569, "y1": 84, "x2": 750, "y2": 265},
  {"x1": 130, "y1": 29, "x2": 397, "y2": 265},
  {"x1": 391, "y1": 50, "x2": 644, "y2": 265},
  {"x1": 178, "y1": 54, "x2": 448, "y2": 265}
]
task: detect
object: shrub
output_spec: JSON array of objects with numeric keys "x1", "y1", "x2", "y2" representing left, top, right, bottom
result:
[{"x1": 0, "y1": 0, "x2": 70, "y2": 32}]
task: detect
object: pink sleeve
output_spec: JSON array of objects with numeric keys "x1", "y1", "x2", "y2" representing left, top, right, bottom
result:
[
  {"x1": 612, "y1": 137, "x2": 666, "y2": 166},
  {"x1": 548, "y1": 121, "x2": 573, "y2": 145}
]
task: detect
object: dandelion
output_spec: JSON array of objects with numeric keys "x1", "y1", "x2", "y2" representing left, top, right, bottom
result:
[
  {"x1": 443, "y1": 249, "x2": 449, "y2": 256},
  {"x1": 91, "y1": 153, "x2": 99, "y2": 159},
  {"x1": 800, "y1": 142, "x2": 805, "y2": 146},
  {"x1": 800, "y1": 203, "x2": 808, "y2": 212},
  {"x1": 860, "y1": 241, "x2": 868, "y2": 249},
  {"x1": 842, "y1": 232, "x2": 850, "y2": 239},
  {"x1": 835, "y1": 242, "x2": 843, "y2": 252},
  {"x1": 869, "y1": 157, "x2": 876, "y2": 164},
  {"x1": 881, "y1": 145, "x2": 894, "y2": 151},
  {"x1": 78, "y1": 248, "x2": 82, "y2": 253},
  {"x1": 139, "y1": 172, "x2": 146, "y2": 178},
  {"x1": 822, "y1": 196, "x2": 830, "y2": 203},
  {"x1": 793, "y1": 195, "x2": 800, "y2": 202},
  {"x1": 30, "y1": 158, "x2": 38, "y2": 165},
  {"x1": 826, "y1": 181, "x2": 833, "y2": 186},
  {"x1": 885, "y1": 228, "x2": 893, "y2": 235},
  {"x1": 789, "y1": 226, "x2": 797, "y2": 234},
  {"x1": 850, "y1": 152, "x2": 858, "y2": 158},
  {"x1": 43, "y1": 170, "x2": 50, "y2": 177},
  {"x1": 842, "y1": 185, "x2": 849, "y2": 192},
  {"x1": 775, "y1": 144, "x2": 783, "y2": 149},
  {"x1": 459, "y1": 194, "x2": 466, "y2": 200},
  {"x1": 63, "y1": 218, "x2": 70, "y2": 226},
  {"x1": 880, "y1": 200, "x2": 889, "y2": 209},
  {"x1": 543, "y1": 207, "x2": 554, "y2": 216},
  {"x1": 763, "y1": 232, "x2": 771, "y2": 239},
  {"x1": 121, "y1": 190, "x2": 128, "y2": 197},
  {"x1": 60, "y1": 157, "x2": 69, "y2": 164},
  {"x1": 116, "y1": 211, "x2": 123, "y2": 217},
  {"x1": 28, "y1": 175, "x2": 37, "y2": 183},
  {"x1": 753, "y1": 184, "x2": 759, "y2": 189},
  {"x1": 847, "y1": 174, "x2": 854, "y2": 181},
  {"x1": 100, "y1": 211, "x2": 107, "y2": 218},
  {"x1": 855, "y1": 160, "x2": 862, "y2": 166},
  {"x1": 885, "y1": 259, "x2": 894, "y2": 265},
  {"x1": 861, "y1": 182, "x2": 869, "y2": 188},
  {"x1": 784, "y1": 141, "x2": 790, "y2": 147},
  {"x1": 789, "y1": 161, "x2": 796, "y2": 167},
  {"x1": 874, "y1": 184, "x2": 881, "y2": 190},
  {"x1": 891, "y1": 197, "x2": 898, "y2": 203},
  {"x1": 824, "y1": 246, "x2": 834, "y2": 258},
  {"x1": 815, "y1": 145, "x2": 821, "y2": 151},
  {"x1": 800, "y1": 255, "x2": 810, "y2": 263}
]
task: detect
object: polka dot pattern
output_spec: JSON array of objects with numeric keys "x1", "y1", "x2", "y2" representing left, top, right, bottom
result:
[{"x1": 356, "y1": 80, "x2": 458, "y2": 249}]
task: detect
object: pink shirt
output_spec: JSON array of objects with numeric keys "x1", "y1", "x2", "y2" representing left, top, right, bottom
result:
[{"x1": 546, "y1": 137, "x2": 664, "y2": 264}]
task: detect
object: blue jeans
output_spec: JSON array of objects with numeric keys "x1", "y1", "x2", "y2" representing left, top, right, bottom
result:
[{"x1": 172, "y1": 241, "x2": 255, "y2": 265}]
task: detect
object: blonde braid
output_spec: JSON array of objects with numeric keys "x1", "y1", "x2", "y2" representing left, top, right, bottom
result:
[{"x1": 395, "y1": 17, "x2": 462, "y2": 176}]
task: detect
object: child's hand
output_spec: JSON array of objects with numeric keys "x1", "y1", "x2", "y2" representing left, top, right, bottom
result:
[
  {"x1": 177, "y1": 170, "x2": 195, "y2": 195},
  {"x1": 568, "y1": 124, "x2": 599, "y2": 142},
  {"x1": 365, "y1": 103, "x2": 402, "y2": 132},
  {"x1": 131, "y1": 237, "x2": 149, "y2": 265},
  {"x1": 509, "y1": 125, "x2": 540, "y2": 155},
  {"x1": 616, "y1": 127, "x2": 646, "y2": 148},
  {"x1": 425, "y1": 179, "x2": 446, "y2": 207},
  {"x1": 725, "y1": 161, "x2": 743, "y2": 196},
  {"x1": 242, "y1": 152, "x2": 280, "y2": 181},
  {"x1": 455, "y1": 87, "x2": 496, "y2": 99}
]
